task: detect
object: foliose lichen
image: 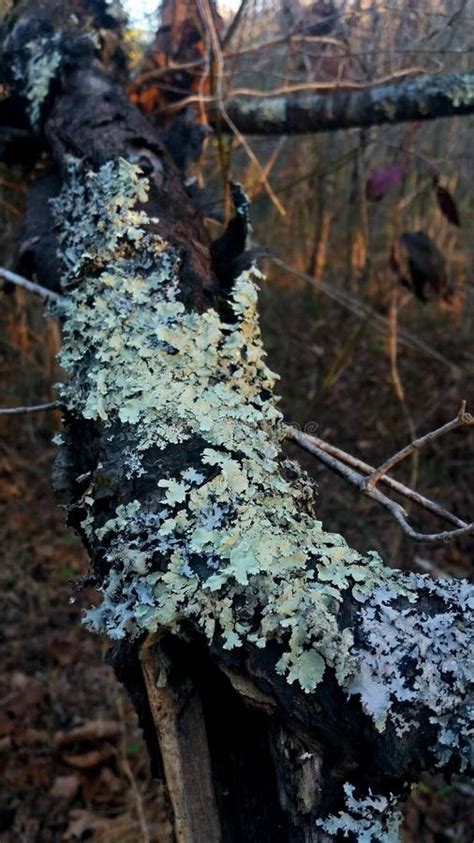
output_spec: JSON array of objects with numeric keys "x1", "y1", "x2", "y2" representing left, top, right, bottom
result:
[
  {"x1": 51, "y1": 156, "x2": 474, "y2": 773},
  {"x1": 317, "y1": 783, "x2": 402, "y2": 842},
  {"x1": 346, "y1": 576, "x2": 474, "y2": 769},
  {"x1": 450, "y1": 74, "x2": 474, "y2": 109},
  {"x1": 11, "y1": 34, "x2": 62, "y2": 129}
]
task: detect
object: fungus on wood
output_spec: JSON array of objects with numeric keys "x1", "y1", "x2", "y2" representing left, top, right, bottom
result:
[{"x1": 2, "y1": 3, "x2": 473, "y2": 841}]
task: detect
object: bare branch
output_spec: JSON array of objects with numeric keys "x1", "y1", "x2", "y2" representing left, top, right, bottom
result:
[
  {"x1": 222, "y1": 0, "x2": 249, "y2": 49},
  {"x1": 197, "y1": 0, "x2": 286, "y2": 216},
  {"x1": 0, "y1": 197, "x2": 22, "y2": 217},
  {"x1": 0, "y1": 267, "x2": 62, "y2": 302},
  {"x1": 225, "y1": 71, "x2": 474, "y2": 135},
  {"x1": 290, "y1": 430, "x2": 466, "y2": 529},
  {"x1": 0, "y1": 402, "x2": 59, "y2": 415},
  {"x1": 366, "y1": 402, "x2": 474, "y2": 490},
  {"x1": 130, "y1": 34, "x2": 351, "y2": 92},
  {"x1": 228, "y1": 69, "x2": 427, "y2": 98},
  {"x1": 154, "y1": 67, "x2": 427, "y2": 116},
  {"x1": 290, "y1": 428, "x2": 474, "y2": 544}
]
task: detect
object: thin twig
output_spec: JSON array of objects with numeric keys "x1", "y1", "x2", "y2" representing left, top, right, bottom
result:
[
  {"x1": 130, "y1": 34, "x2": 349, "y2": 91},
  {"x1": 388, "y1": 290, "x2": 404, "y2": 402},
  {"x1": 222, "y1": 0, "x2": 249, "y2": 49},
  {"x1": 231, "y1": 33, "x2": 346, "y2": 59},
  {"x1": 289, "y1": 429, "x2": 466, "y2": 529},
  {"x1": 0, "y1": 176, "x2": 27, "y2": 192},
  {"x1": 249, "y1": 137, "x2": 287, "y2": 201},
  {"x1": 0, "y1": 197, "x2": 22, "y2": 217},
  {"x1": 226, "y1": 68, "x2": 426, "y2": 97},
  {"x1": 197, "y1": 0, "x2": 286, "y2": 217},
  {"x1": 366, "y1": 402, "x2": 473, "y2": 490},
  {"x1": 290, "y1": 428, "x2": 474, "y2": 544},
  {"x1": 0, "y1": 267, "x2": 62, "y2": 302},
  {"x1": 0, "y1": 402, "x2": 59, "y2": 415},
  {"x1": 387, "y1": 286, "x2": 420, "y2": 559},
  {"x1": 154, "y1": 67, "x2": 426, "y2": 115}
]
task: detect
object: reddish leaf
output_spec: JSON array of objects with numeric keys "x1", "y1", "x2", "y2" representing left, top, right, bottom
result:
[
  {"x1": 366, "y1": 163, "x2": 407, "y2": 201},
  {"x1": 435, "y1": 184, "x2": 460, "y2": 226}
]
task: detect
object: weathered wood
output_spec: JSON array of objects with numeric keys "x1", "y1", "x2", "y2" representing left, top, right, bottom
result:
[{"x1": 140, "y1": 635, "x2": 222, "y2": 843}]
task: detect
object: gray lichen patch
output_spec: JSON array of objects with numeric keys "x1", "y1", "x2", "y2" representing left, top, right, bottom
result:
[
  {"x1": 346, "y1": 576, "x2": 474, "y2": 769},
  {"x1": 52, "y1": 156, "x2": 474, "y2": 773},
  {"x1": 450, "y1": 74, "x2": 474, "y2": 108},
  {"x1": 7, "y1": 26, "x2": 99, "y2": 131},
  {"x1": 234, "y1": 95, "x2": 286, "y2": 127},
  {"x1": 317, "y1": 783, "x2": 402, "y2": 842}
]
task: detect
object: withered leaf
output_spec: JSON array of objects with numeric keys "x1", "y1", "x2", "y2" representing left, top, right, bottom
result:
[
  {"x1": 434, "y1": 183, "x2": 461, "y2": 227},
  {"x1": 366, "y1": 163, "x2": 407, "y2": 201}
]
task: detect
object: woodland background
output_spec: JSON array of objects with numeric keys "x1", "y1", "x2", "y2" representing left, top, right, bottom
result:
[{"x1": 0, "y1": 0, "x2": 473, "y2": 840}]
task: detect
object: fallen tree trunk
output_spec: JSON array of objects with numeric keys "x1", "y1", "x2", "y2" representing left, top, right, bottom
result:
[
  {"x1": 3, "y1": 4, "x2": 473, "y2": 841},
  {"x1": 224, "y1": 72, "x2": 474, "y2": 135}
]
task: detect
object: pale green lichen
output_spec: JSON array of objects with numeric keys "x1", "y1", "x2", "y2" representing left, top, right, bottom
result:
[
  {"x1": 51, "y1": 157, "x2": 473, "y2": 774},
  {"x1": 449, "y1": 74, "x2": 474, "y2": 109},
  {"x1": 235, "y1": 95, "x2": 286, "y2": 127},
  {"x1": 13, "y1": 35, "x2": 62, "y2": 129}
]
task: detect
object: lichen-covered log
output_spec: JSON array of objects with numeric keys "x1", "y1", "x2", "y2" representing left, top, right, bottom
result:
[
  {"x1": 225, "y1": 72, "x2": 474, "y2": 135},
  {"x1": 3, "y1": 4, "x2": 473, "y2": 842}
]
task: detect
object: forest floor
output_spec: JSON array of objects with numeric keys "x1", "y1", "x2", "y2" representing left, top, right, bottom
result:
[
  {"x1": 0, "y1": 425, "x2": 173, "y2": 843},
  {"x1": 1, "y1": 277, "x2": 473, "y2": 842},
  {"x1": 1, "y1": 423, "x2": 473, "y2": 842}
]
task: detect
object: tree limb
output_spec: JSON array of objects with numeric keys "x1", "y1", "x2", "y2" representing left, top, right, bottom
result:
[
  {"x1": 0, "y1": 402, "x2": 59, "y2": 415},
  {"x1": 224, "y1": 71, "x2": 474, "y2": 134},
  {"x1": 0, "y1": 266, "x2": 62, "y2": 302}
]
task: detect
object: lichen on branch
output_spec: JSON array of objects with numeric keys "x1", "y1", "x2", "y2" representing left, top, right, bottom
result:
[{"x1": 51, "y1": 155, "x2": 473, "y2": 776}]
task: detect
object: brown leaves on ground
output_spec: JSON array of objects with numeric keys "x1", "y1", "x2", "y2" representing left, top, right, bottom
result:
[
  {"x1": 64, "y1": 810, "x2": 110, "y2": 840},
  {"x1": 49, "y1": 775, "x2": 82, "y2": 801},
  {"x1": 0, "y1": 405, "x2": 171, "y2": 841},
  {"x1": 404, "y1": 778, "x2": 474, "y2": 843},
  {"x1": 0, "y1": 674, "x2": 46, "y2": 739},
  {"x1": 55, "y1": 720, "x2": 122, "y2": 746}
]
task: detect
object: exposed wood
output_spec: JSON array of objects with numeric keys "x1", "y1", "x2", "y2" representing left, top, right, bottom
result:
[{"x1": 140, "y1": 635, "x2": 222, "y2": 843}]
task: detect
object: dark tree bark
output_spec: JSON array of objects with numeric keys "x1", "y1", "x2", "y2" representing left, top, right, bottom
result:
[
  {"x1": 2, "y1": 4, "x2": 473, "y2": 842},
  {"x1": 224, "y1": 72, "x2": 474, "y2": 135}
]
